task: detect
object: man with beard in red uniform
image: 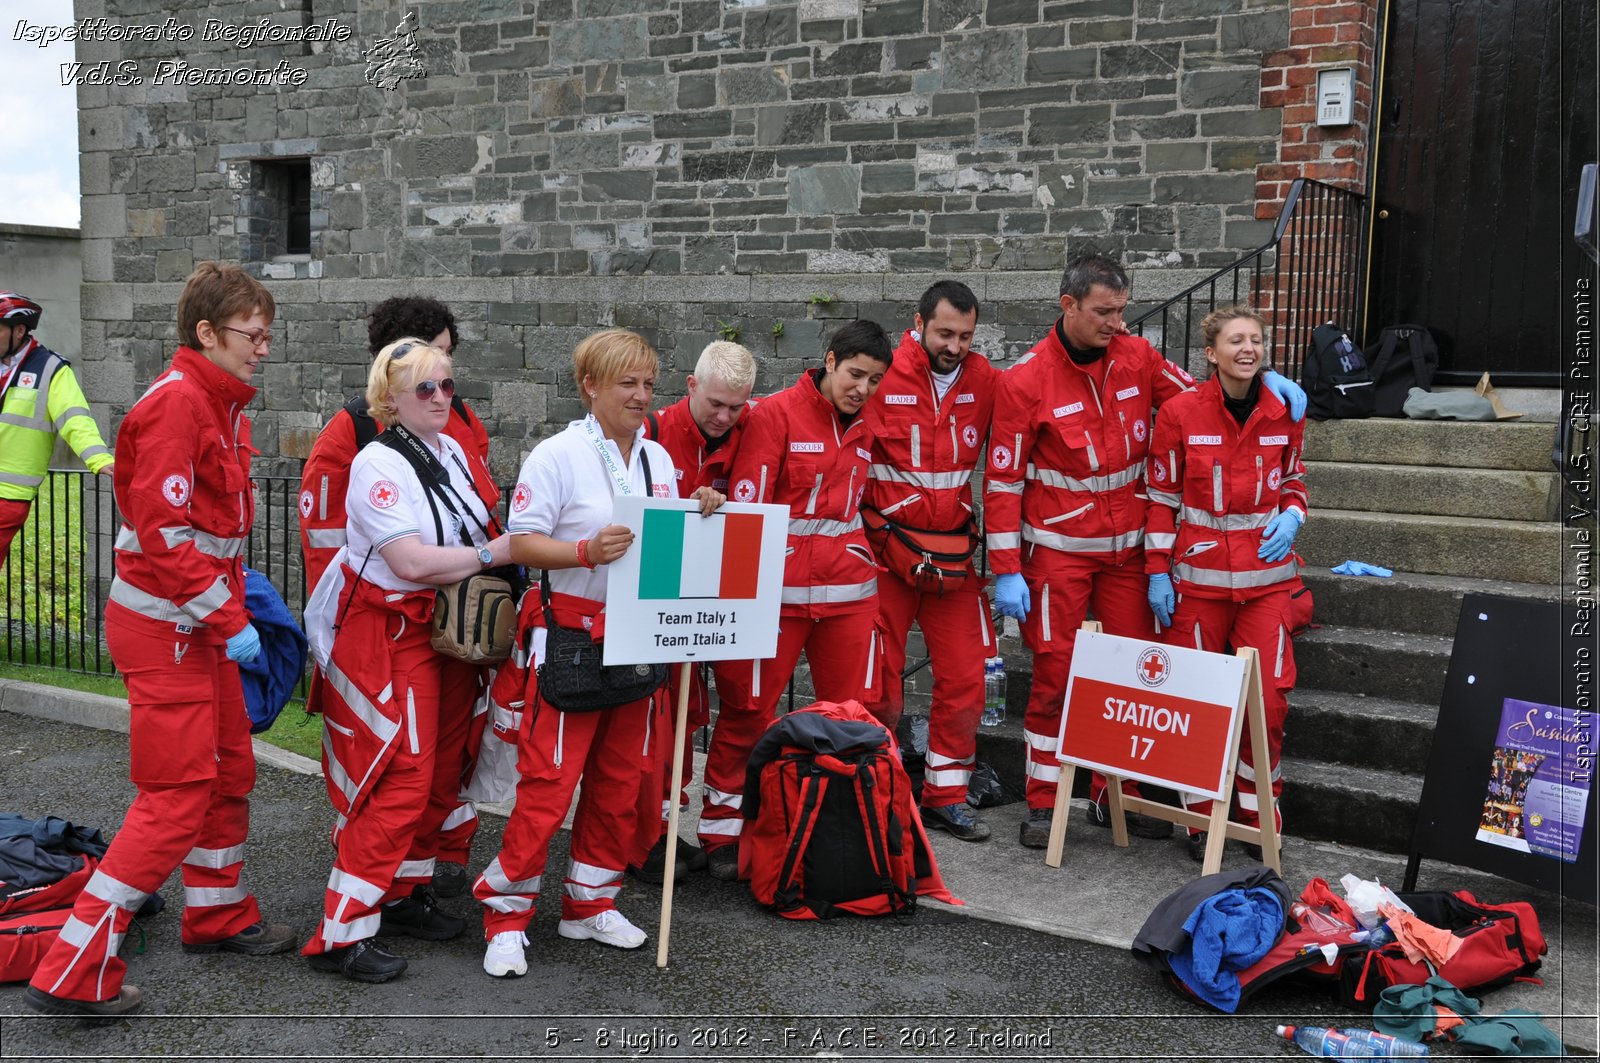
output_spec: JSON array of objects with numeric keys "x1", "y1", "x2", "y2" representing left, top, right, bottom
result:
[
  {"x1": 27, "y1": 263, "x2": 296, "y2": 1020},
  {"x1": 863, "y1": 281, "x2": 998, "y2": 842},
  {"x1": 628, "y1": 340, "x2": 758, "y2": 882},
  {"x1": 706, "y1": 320, "x2": 893, "y2": 881},
  {"x1": 987, "y1": 254, "x2": 1306, "y2": 849}
]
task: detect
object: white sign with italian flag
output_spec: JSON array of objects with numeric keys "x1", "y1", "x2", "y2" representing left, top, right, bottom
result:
[{"x1": 604, "y1": 496, "x2": 789, "y2": 664}]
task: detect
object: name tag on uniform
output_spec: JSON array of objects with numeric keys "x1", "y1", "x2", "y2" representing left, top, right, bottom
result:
[
  {"x1": 674, "y1": 469, "x2": 684, "y2": 480},
  {"x1": 791, "y1": 442, "x2": 824, "y2": 453},
  {"x1": 1259, "y1": 434, "x2": 1289, "y2": 445},
  {"x1": 1188, "y1": 434, "x2": 1222, "y2": 445},
  {"x1": 1053, "y1": 402, "x2": 1084, "y2": 418},
  {"x1": 955, "y1": 392, "x2": 976, "y2": 404},
  {"x1": 884, "y1": 394, "x2": 917, "y2": 405},
  {"x1": 1116, "y1": 385, "x2": 1141, "y2": 401},
  {"x1": 856, "y1": 447, "x2": 872, "y2": 461}
]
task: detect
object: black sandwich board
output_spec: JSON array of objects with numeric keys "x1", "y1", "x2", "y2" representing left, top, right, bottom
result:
[{"x1": 1404, "y1": 594, "x2": 1596, "y2": 905}]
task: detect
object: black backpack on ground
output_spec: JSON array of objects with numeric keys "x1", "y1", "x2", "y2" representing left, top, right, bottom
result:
[
  {"x1": 1363, "y1": 324, "x2": 1439, "y2": 417},
  {"x1": 1303, "y1": 322, "x2": 1375, "y2": 420}
]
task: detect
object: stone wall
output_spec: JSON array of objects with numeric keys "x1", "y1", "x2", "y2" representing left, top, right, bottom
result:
[{"x1": 70, "y1": 0, "x2": 1308, "y2": 475}]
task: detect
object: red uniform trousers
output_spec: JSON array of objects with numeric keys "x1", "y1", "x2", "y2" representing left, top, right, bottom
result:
[
  {"x1": 1163, "y1": 589, "x2": 1295, "y2": 830},
  {"x1": 306, "y1": 619, "x2": 479, "y2": 954},
  {"x1": 696, "y1": 609, "x2": 879, "y2": 852},
  {"x1": 426, "y1": 666, "x2": 485, "y2": 867},
  {"x1": 475, "y1": 692, "x2": 655, "y2": 937},
  {"x1": 30, "y1": 603, "x2": 261, "y2": 1002},
  {"x1": 630, "y1": 663, "x2": 713, "y2": 865},
  {"x1": 0, "y1": 498, "x2": 31, "y2": 564},
  {"x1": 1019, "y1": 548, "x2": 1156, "y2": 810},
  {"x1": 868, "y1": 574, "x2": 995, "y2": 806}
]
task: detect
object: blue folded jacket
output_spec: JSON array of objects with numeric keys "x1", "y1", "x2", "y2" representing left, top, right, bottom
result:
[{"x1": 1168, "y1": 886, "x2": 1285, "y2": 1012}]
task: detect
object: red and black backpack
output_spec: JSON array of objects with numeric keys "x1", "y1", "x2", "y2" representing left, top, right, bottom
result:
[
  {"x1": 0, "y1": 856, "x2": 97, "y2": 983},
  {"x1": 1346, "y1": 890, "x2": 1546, "y2": 1006}
]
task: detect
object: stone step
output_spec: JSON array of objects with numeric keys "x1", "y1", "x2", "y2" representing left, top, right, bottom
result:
[
  {"x1": 1300, "y1": 566, "x2": 1563, "y2": 638},
  {"x1": 1297, "y1": 509, "x2": 1563, "y2": 584},
  {"x1": 1306, "y1": 460, "x2": 1559, "y2": 522},
  {"x1": 1302, "y1": 417, "x2": 1557, "y2": 472},
  {"x1": 1277, "y1": 755, "x2": 1424, "y2": 854},
  {"x1": 1292, "y1": 624, "x2": 1452, "y2": 706},
  {"x1": 1284, "y1": 689, "x2": 1439, "y2": 774}
]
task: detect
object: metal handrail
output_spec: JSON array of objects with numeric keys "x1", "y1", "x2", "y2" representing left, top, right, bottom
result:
[{"x1": 1128, "y1": 177, "x2": 1369, "y2": 381}]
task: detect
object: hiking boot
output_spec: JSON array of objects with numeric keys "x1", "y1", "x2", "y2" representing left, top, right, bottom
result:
[
  {"x1": 922, "y1": 801, "x2": 992, "y2": 842},
  {"x1": 705, "y1": 844, "x2": 739, "y2": 882},
  {"x1": 306, "y1": 938, "x2": 407, "y2": 984},
  {"x1": 24, "y1": 984, "x2": 143, "y2": 1024},
  {"x1": 1087, "y1": 790, "x2": 1174, "y2": 840},
  {"x1": 1186, "y1": 831, "x2": 1208, "y2": 863},
  {"x1": 432, "y1": 860, "x2": 469, "y2": 899},
  {"x1": 483, "y1": 930, "x2": 529, "y2": 978},
  {"x1": 628, "y1": 836, "x2": 709, "y2": 884},
  {"x1": 1018, "y1": 807, "x2": 1052, "y2": 849},
  {"x1": 379, "y1": 886, "x2": 465, "y2": 941},
  {"x1": 182, "y1": 921, "x2": 297, "y2": 955},
  {"x1": 557, "y1": 909, "x2": 646, "y2": 950}
]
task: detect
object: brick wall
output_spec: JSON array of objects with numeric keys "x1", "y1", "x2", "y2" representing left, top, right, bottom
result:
[{"x1": 71, "y1": 0, "x2": 1313, "y2": 474}]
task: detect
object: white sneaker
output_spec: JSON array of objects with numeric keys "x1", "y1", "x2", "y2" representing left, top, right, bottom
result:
[
  {"x1": 483, "y1": 930, "x2": 529, "y2": 978},
  {"x1": 557, "y1": 909, "x2": 647, "y2": 949}
]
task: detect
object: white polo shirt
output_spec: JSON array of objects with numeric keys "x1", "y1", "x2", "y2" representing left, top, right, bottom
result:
[
  {"x1": 508, "y1": 415, "x2": 676, "y2": 604},
  {"x1": 346, "y1": 433, "x2": 494, "y2": 592}
]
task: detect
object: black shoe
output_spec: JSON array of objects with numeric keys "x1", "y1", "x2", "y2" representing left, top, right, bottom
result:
[
  {"x1": 1018, "y1": 807, "x2": 1052, "y2": 849},
  {"x1": 379, "y1": 886, "x2": 465, "y2": 941},
  {"x1": 432, "y1": 861, "x2": 469, "y2": 899},
  {"x1": 922, "y1": 801, "x2": 992, "y2": 842},
  {"x1": 24, "y1": 984, "x2": 143, "y2": 1024},
  {"x1": 306, "y1": 938, "x2": 407, "y2": 984},
  {"x1": 1087, "y1": 791, "x2": 1174, "y2": 840},
  {"x1": 1186, "y1": 831, "x2": 1208, "y2": 863},
  {"x1": 1240, "y1": 841, "x2": 1264, "y2": 862},
  {"x1": 705, "y1": 844, "x2": 739, "y2": 882},
  {"x1": 628, "y1": 836, "x2": 709, "y2": 884},
  {"x1": 182, "y1": 921, "x2": 297, "y2": 955}
]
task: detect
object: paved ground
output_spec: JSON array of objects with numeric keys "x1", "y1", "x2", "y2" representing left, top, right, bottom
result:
[{"x1": 0, "y1": 681, "x2": 1594, "y2": 1061}]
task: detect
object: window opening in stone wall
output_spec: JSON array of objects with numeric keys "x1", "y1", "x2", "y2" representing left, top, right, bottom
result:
[{"x1": 244, "y1": 158, "x2": 313, "y2": 260}]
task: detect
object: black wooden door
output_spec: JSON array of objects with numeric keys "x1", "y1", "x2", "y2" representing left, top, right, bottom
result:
[{"x1": 1370, "y1": 0, "x2": 1596, "y2": 385}]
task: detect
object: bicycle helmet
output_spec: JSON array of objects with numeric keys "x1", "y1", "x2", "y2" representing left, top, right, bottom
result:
[{"x1": 0, "y1": 292, "x2": 42, "y2": 331}]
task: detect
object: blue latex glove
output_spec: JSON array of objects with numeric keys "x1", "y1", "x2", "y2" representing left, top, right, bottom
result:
[
  {"x1": 1148, "y1": 573, "x2": 1175, "y2": 629},
  {"x1": 994, "y1": 572, "x2": 1031, "y2": 621},
  {"x1": 1257, "y1": 509, "x2": 1304, "y2": 562},
  {"x1": 225, "y1": 623, "x2": 262, "y2": 664},
  {"x1": 1261, "y1": 370, "x2": 1307, "y2": 423},
  {"x1": 1331, "y1": 559, "x2": 1393, "y2": 578}
]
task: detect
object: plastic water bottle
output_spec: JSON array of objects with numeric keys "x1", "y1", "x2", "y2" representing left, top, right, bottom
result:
[
  {"x1": 1277, "y1": 1024, "x2": 1428, "y2": 1058},
  {"x1": 981, "y1": 657, "x2": 1005, "y2": 727}
]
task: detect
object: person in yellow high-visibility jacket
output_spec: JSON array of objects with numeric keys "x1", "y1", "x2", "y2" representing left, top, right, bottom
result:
[{"x1": 0, "y1": 292, "x2": 114, "y2": 562}]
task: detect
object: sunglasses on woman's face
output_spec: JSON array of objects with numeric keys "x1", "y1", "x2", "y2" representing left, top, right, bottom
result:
[{"x1": 415, "y1": 378, "x2": 455, "y2": 400}]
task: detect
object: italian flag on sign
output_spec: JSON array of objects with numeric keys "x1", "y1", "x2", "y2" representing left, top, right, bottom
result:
[{"x1": 638, "y1": 508, "x2": 763, "y2": 600}]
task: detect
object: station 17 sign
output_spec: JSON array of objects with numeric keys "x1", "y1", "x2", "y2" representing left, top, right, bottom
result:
[{"x1": 1057, "y1": 631, "x2": 1248, "y2": 799}]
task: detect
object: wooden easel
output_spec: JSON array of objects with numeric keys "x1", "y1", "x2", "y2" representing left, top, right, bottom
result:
[{"x1": 1044, "y1": 622, "x2": 1282, "y2": 877}]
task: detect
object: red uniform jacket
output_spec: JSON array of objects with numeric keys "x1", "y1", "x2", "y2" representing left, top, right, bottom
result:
[
  {"x1": 729, "y1": 370, "x2": 878, "y2": 618},
  {"x1": 644, "y1": 395, "x2": 749, "y2": 498},
  {"x1": 1144, "y1": 376, "x2": 1308, "y2": 601},
  {"x1": 864, "y1": 330, "x2": 997, "y2": 534},
  {"x1": 984, "y1": 324, "x2": 1195, "y2": 574},
  {"x1": 299, "y1": 399, "x2": 496, "y2": 597},
  {"x1": 107, "y1": 346, "x2": 256, "y2": 639}
]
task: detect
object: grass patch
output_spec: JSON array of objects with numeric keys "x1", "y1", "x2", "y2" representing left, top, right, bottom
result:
[{"x1": 0, "y1": 661, "x2": 323, "y2": 762}]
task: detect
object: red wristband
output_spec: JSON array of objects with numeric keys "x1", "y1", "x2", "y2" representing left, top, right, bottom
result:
[{"x1": 576, "y1": 539, "x2": 594, "y2": 569}]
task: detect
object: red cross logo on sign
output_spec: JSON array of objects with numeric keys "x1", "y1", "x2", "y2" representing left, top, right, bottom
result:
[
  {"x1": 1136, "y1": 646, "x2": 1171, "y2": 688},
  {"x1": 161, "y1": 474, "x2": 190, "y2": 507},
  {"x1": 369, "y1": 480, "x2": 399, "y2": 509}
]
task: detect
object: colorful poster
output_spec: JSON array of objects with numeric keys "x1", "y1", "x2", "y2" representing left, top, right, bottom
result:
[{"x1": 1475, "y1": 699, "x2": 1592, "y2": 863}]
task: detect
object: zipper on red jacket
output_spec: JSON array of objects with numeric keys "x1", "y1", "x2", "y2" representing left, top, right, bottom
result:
[
  {"x1": 1254, "y1": 455, "x2": 1264, "y2": 506},
  {"x1": 1212, "y1": 460, "x2": 1224, "y2": 513},
  {"x1": 1118, "y1": 410, "x2": 1131, "y2": 461}
]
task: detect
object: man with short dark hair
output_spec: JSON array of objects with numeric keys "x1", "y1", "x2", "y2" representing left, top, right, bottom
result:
[
  {"x1": 987, "y1": 254, "x2": 1306, "y2": 849},
  {"x1": 863, "y1": 280, "x2": 998, "y2": 842}
]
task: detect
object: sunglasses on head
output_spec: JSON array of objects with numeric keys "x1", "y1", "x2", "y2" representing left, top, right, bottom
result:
[
  {"x1": 415, "y1": 378, "x2": 455, "y2": 400},
  {"x1": 219, "y1": 324, "x2": 273, "y2": 346}
]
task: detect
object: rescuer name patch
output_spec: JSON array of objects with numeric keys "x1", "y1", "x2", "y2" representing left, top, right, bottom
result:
[
  {"x1": 790, "y1": 442, "x2": 824, "y2": 453},
  {"x1": 1188, "y1": 435, "x2": 1222, "y2": 445},
  {"x1": 1053, "y1": 402, "x2": 1084, "y2": 418}
]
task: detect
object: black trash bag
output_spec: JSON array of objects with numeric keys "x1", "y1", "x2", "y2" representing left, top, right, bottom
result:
[
  {"x1": 966, "y1": 761, "x2": 1022, "y2": 808},
  {"x1": 896, "y1": 713, "x2": 929, "y2": 805}
]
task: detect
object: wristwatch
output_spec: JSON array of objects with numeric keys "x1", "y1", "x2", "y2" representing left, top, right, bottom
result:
[{"x1": 476, "y1": 545, "x2": 493, "y2": 568}]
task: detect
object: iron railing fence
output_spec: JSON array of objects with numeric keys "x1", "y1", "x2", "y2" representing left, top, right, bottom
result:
[{"x1": 1129, "y1": 177, "x2": 1369, "y2": 382}]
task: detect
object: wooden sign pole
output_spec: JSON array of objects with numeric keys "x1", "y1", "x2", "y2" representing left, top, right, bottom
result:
[
  {"x1": 1045, "y1": 631, "x2": 1282, "y2": 877},
  {"x1": 655, "y1": 664, "x2": 694, "y2": 968}
]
